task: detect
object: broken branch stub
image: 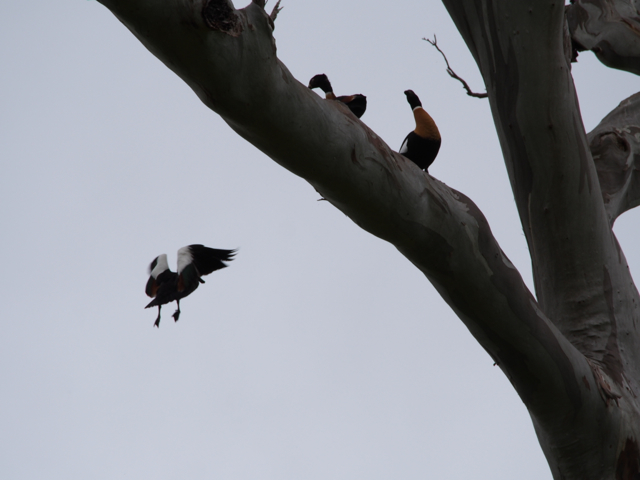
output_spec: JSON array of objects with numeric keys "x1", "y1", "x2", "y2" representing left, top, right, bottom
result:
[{"x1": 270, "y1": 0, "x2": 282, "y2": 23}]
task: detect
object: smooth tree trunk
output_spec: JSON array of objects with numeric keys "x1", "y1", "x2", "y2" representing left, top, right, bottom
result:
[{"x1": 94, "y1": 0, "x2": 640, "y2": 478}]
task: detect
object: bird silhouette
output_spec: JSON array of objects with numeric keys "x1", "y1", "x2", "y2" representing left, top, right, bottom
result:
[{"x1": 145, "y1": 244, "x2": 236, "y2": 327}]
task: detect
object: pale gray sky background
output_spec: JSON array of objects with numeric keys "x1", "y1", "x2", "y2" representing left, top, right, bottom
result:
[{"x1": 1, "y1": 1, "x2": 639, "y2": 479}]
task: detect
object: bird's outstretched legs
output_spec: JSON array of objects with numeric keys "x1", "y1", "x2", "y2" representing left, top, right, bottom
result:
[
  {"x1": 172, "y1": 300, "x2": 181, "y2": 322},
  {"x1": 154, "y1": 306, "x2": 162, "y2": 328}
]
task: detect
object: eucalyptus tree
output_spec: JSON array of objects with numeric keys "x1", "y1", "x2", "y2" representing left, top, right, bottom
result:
[{"x1": 94, "y1": 0, "x2": 640, "y2": 478}]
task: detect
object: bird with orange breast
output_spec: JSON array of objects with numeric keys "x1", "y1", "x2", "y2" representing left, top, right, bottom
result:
[{"x1": 399, "y1": 90, "x2": 441, "y2": 171}]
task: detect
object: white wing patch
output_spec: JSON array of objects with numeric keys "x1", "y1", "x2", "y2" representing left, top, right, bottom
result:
[
  {"x1": 150, "y1": 254, "x2": 169, "y2": 279},
  {"x1": 176, "y1": 246, "x2": 193, "y2": 274}
]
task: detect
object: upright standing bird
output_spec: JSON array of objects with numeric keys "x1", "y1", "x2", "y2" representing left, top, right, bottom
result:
[
  {"x1": 399, "y1": 90, "x2": 441, "y2": 171},
  {"x1": 145, "y1": 244, "x2": 236, "y2": 327},
  {"x1": 308, "y1": 73, "x2": 367, "y2": 118}
]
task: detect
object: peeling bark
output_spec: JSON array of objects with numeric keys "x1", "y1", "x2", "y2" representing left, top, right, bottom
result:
[
  {"x1": 566, "y1": 0, "x2": 640, "y2": 75},
  {"x1": 93, "y1": 0, "x2": 640, "y2": 479}
]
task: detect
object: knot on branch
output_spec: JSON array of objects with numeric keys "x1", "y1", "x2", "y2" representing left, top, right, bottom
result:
[{"x1": 203, "y1": 0, "x2": 243, "y2": 36}]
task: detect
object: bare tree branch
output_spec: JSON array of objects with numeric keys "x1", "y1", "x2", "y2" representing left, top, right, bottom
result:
[
  {"x1": 423, "y1": 35, "x2": 487, "y2": 98},
  {"x1": 95, "y1": 0, "x2": 601, "y2": 412},
  {"x1": 566, "y1": 0, "x2": 640, "y2": 75},
  {"x1": 589, "y1": 92, "x2": 640, "y2": 225}
]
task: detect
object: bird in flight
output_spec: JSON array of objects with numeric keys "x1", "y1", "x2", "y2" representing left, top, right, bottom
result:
[
  {"x1": 399, "y1": 90, "x2": 441, "y2": 171},
  {"x1": 308, "y1": 73, "x2": 367, "y2": 118},
  {"x1": 145, "y1": 244, "x2": 236, "y2": 327}
]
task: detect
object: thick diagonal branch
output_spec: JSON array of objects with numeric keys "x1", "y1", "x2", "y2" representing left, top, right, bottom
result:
[
  {"x1": 589, "y1": 92, "x2": 640, "y2": 224},
  {"x1": 94, "y1": 0, "x2": 640, "y2": 477},
  {"x1": 566, "y1": 0, "x2": 640, "y2": 76},
  {"x1": 97, "y1": 0, "x2": 602, "y2": 416}
]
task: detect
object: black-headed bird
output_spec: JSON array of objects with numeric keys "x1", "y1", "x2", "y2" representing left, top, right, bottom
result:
[
  {"x1": 145, "y1": 245, "x2": 236, "y2": 327},
  {"x1": 399, "y1": 90, "x2": 441, "y2": 171},
  {"x1": 308, "y1": 73, "x2": 367, "y2": 118}
]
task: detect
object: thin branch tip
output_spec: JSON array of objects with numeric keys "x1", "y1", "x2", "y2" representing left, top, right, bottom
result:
[{"x1": 423, "y1": 35, "x2": 488, "y2": 99}]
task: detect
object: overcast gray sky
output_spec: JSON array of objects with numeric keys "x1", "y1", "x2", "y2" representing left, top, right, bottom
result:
[{"x1": 1, "y1": 1, "x2": 639, "y2": 479}]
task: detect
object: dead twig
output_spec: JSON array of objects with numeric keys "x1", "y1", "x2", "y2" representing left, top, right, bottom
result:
[
  {"x1": 269, "y1": 0, "x2": 282, "y2": 23},
  {"x1": 424, "y1": 35, "x2": 488, "y2": 99},
  {"x1": 255, "y1": 0, "x2": 282, "y2": 29}
]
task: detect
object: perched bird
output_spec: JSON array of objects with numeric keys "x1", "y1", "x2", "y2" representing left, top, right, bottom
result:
[
  {"x1": 399, "y1": 90, "x2": 441, "y2": 171},
  {"x1": 145, "y1": 244, "x2": 236, "y2": 327},
  {"x1": 308, "y1": 73, "x2": 367, "y2": 118}
]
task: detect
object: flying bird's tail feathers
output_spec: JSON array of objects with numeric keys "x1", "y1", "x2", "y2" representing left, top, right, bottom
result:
[{"x1": 145, "y1": 298, "x2": 158, "y2": 309}]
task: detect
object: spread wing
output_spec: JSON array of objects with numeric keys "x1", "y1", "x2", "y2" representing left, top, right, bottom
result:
[
  {"x1": 145, "y1": 255, "x2": 161, "y2": 298},
  {"x1": 175, "y1": 245, "x2": 237, "y2": 297},
  {"x1": 145, "y1": 254, "x2": 171, "y2": 298}
]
